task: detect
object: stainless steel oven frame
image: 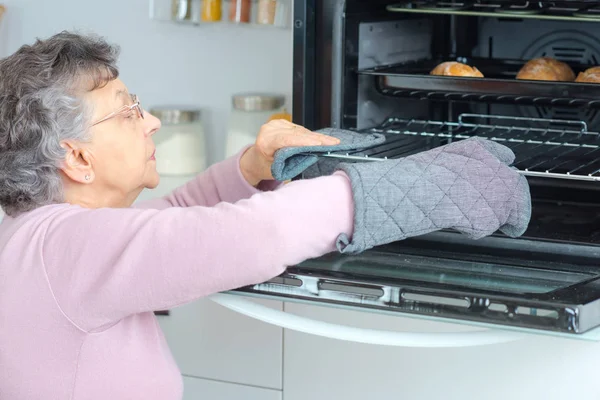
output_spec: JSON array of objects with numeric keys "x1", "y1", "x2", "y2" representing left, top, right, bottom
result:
[{"x1": 229, "y1": 0, "x2": 600, "y2": 338}]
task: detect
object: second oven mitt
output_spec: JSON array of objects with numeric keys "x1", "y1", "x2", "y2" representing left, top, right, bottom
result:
[
  {"x1": 335, "y1": 137, "x2": 532, "y2": 254},
  {"x1": 271, "y1": 127, "x2": 386, "y2": 181}
]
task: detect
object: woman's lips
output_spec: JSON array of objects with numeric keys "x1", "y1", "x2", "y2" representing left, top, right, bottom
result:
[{"x1": 150, "y1": 149, "x2": 156, "y2": 160}]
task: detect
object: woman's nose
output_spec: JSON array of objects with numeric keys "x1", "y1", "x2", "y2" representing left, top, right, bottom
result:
[{"x1": 144, "y1": 111, "x2": 161, "y2": 137}]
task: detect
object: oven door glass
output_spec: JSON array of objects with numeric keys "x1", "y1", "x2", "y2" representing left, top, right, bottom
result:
[{"x1": 233, "y1": 231, "x2": 600, "y2": 335}]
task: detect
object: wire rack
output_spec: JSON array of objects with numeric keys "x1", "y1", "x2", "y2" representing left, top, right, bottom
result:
[{"x1": 318, "y1": 114, "x2": 600, "y2": 182}]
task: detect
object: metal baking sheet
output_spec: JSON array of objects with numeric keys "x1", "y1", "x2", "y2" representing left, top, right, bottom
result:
[{"x1": 359, "y1": 57, "x2": 600, "y2": 107}]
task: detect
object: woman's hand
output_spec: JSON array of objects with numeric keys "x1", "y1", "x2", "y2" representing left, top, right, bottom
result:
[{"x1": 239, "y1": 119, "x2": 340, "y2": 186}]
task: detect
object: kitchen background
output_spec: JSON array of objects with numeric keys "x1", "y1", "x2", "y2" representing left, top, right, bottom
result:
[
  {"x1": 0, "y1": 0, "x2": 293, "y2": 167},
  {"x1": 3, "y1": 1, "x2": 600, "y2": 400},
  {"x1": 0, "y1": 1, "x2": 294, "y2": 398}
]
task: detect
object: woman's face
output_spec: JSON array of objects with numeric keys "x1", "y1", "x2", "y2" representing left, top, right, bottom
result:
[{"x1": 83, "y1": 78, "x2": 161, "y2": 201}]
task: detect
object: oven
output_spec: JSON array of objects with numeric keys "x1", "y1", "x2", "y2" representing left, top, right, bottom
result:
[{"x1": 213, "y1": 0, "x2": 600, "y2": 344}]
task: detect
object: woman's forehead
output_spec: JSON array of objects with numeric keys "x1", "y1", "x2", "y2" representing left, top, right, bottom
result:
[{"x1": 87, "y1": 78, "x2": 129, "y2": 111}]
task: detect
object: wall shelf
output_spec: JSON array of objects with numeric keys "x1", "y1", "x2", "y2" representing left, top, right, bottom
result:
[{"x1": 149, "y1": 0, "x2": 291, "y2": 29}]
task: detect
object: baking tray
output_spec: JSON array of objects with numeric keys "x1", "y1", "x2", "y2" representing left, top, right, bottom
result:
[{"x1": 359, "y1": 57, "x2": 600, "y2": 107}]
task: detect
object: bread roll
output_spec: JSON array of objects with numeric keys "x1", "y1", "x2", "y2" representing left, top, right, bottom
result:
[
  {"x1": 516, "y1": 64, "x2": 562, "y2": 81},
  {"x1": 575, "y1": 67, "x2": 600, "y2": 83},
  {"x1": 516, "y1": 57, "x2": 575, "y2": 81},
  {"x1": 430, "y1": 61, "x2": 484, "y2": 77}
]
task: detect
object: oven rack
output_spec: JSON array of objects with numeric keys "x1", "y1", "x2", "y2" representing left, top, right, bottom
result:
[
  {"x1": 386, "y1": 1, "x2": 600, "y2": 22},
  {"x1": 359, "y1": 57, "x2": 600, "y2": 108},
  {"x1": 318, "y1": 114, "x2": 600, "y2": 182}
]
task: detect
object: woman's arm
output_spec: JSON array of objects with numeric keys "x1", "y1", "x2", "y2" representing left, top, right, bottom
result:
[
  {"x1": 41, "y1": 173, "x2": 354, "y2": 333},
  {"x1": 137, "y1": 120, "x2": 341, "y2": 210},
  {"x1": 136, "y1": 146, "x2": 280, "y2": 210}
]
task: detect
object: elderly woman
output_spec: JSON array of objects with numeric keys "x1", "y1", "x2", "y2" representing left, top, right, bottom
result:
[{"x1": 0, "y1": 32, "x2": 530, "y2": 400}]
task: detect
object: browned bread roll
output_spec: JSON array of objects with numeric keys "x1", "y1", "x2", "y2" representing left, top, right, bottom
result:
[
  {"x1": 575, "y1": 67, "x2": 600, "y2": 83},
  {"x1": 430, "y1": 61, "x2": 484, "y2": 77},
  {"x1": 516, "y1": 57, "x2": 575, "y2": 81},
  {"x1": 516, "y1": 64, "x2": 562, "y2": 81}
]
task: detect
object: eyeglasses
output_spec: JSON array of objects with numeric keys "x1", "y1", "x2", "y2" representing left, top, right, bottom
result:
[{"x1": 91, "y1": 94, "x2": 145, "y2": 127}]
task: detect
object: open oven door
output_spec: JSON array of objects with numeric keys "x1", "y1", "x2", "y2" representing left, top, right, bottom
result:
[
  {"x1": 209, "y1": 0, "x2": 600, "y2": 345},
  {"x1": 213, "y1": 229, "x2": 600, "y2": 345},
  {"x1": 213, "y1": 114, "x2": 600, "y2": 342}
]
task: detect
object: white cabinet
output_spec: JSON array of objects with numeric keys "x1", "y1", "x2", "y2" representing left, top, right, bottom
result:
[
  {"x1": 138, "y1": 175, "x2": 283, "y2": 390},
  {"x1": 282, "y1": 302, "x2": 600, "y2": 400},
  {"x1": 182, "y1": 376, "x2": 281, "y2": 400},
  {"x1": 158, "y1": 298, "x2": 283, "y2": 389}
]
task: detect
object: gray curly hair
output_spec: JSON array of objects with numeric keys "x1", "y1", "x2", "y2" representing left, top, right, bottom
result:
[{"x1": 0, "y1": 31, "x2": 120, "y2": 217}]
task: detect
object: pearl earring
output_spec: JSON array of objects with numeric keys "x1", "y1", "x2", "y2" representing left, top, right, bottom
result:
[{"x1": 85, "y1": 175, "x2": 90, "y2": 181}]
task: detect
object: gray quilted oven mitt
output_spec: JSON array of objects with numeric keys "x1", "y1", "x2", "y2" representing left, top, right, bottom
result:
[{"x1": 334, "y1": 137, "x2": 532, "y2": 254}]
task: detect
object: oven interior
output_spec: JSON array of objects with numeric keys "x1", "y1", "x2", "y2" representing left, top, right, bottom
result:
[
  {"x1": 326, "y1": 0, "x2": 600, "y2": 247},
  {"x1": 236, "y1": 1, "x2": 600, "y2": 336}
]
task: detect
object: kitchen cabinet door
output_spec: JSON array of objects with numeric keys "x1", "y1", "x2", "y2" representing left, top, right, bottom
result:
[
  {"x1": 282, "y1": 302, "x2": 600, "y2": 400},
  {"x1": 158, "y1": 298, "x2": 283, "y2": 390},
  {"x1": 182, "y1": 376, "x2": 282, "y2": 400}
]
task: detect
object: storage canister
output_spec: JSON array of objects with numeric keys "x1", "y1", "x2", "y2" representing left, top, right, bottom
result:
[
  {"x1": 150, "y1": 107, "x2": 206, "y2": 176},
  {"x1": 171, "y1": 0, "x2": 192, "y2": 21},
  {"x1": 257, "y1": 0, "x2": 289, "y2": 26},
  {"x1": 257, "y1": 0, "x2": 276, "y2": 24},
  {"x1": 201, "y1": 0, "x2": 222, "y2": 21},
  {"x1": 225, "y1": 93, "x2": 286, "y2": 158},
  {"x1": 229, "y1": 0, "x2": 251, "y2": 23}
]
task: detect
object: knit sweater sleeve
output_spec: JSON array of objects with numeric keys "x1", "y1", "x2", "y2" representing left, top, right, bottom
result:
[
  {"x1": 136, "y1": 147, "x2": 281, "y2": 209},
  {"x1": 42, "y1": 173, "x2": 354, "y2": 332}
]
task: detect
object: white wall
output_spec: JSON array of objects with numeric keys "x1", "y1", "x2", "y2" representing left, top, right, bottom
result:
[{"x1": 0, "y1": 0, "x2": 293, "y2": 166}]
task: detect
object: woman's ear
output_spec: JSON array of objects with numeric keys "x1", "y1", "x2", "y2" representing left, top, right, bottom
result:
[{"x1": 59, "y1": 141, "x2": 94, "y2": 184}]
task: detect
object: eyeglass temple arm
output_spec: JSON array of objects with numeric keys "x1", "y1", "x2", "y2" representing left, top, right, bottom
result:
[{"x1": 91, "y1": 102, "x2": 139, "y2": 127}]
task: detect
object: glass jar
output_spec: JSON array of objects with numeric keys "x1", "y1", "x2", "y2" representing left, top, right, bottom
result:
[
  {"x1": 172, "y1": 0, "x2": 192, "y2": 21},
  {"x1": 225, "y1": 93, "x2": 286, "y2": 159},
  {"x1": 150, "y1": 107, "x2": 206, "y2": 176},
  {"x1": 201, "y1": 0, "x2": 222, "y2": 22},
  {"x1": 257, "y1": 0, "x2": 276, "y2": 25},
  {"x1": 257, "y1": 0, "x2": 289, "y2": 26},
  {"x1": 229, "y1": 0, "x2": 251, "y2": 23},
  {"x1": 267, "y1": 108, "x2": 292, "y2": 122}
]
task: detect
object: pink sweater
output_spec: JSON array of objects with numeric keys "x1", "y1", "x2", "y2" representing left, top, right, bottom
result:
[{"x1": 0, "y1": 150, "x2": 354, "y2": 400}]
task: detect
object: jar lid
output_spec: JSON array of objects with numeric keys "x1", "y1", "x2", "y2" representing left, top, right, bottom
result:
[
  {"x1": 232, "y1": 93, "x2": 285, "y2": 111},
  {"x1": 149, "y1": 107, "x2": 201, "y2": 125}
]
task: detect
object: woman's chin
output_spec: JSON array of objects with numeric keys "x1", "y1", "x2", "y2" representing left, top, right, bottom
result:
[{"x1": 144, "y1": 170, "x2": 160, "y2": 189}]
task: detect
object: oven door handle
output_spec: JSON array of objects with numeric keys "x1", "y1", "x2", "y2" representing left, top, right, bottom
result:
[{"x1": 209, "y1": 293, "x2": 525, "y2": 347}]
